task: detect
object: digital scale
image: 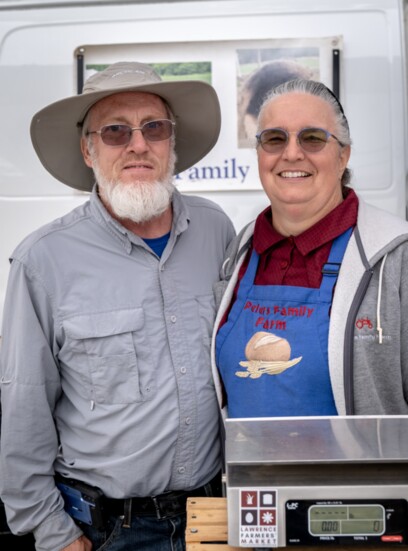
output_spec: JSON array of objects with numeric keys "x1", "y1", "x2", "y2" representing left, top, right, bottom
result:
[{"x1": 225, "y1": 416, "x2": 408, "y2": 547}]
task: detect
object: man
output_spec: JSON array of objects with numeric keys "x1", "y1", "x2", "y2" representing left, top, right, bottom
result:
[{"x1": 0, "y1": 61, "x2": 235, "y2": 551}]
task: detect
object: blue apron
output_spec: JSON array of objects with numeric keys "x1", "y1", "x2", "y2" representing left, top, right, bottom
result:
[{"x1": 215, "y1": 228, "x2": 352, "y2": 418}]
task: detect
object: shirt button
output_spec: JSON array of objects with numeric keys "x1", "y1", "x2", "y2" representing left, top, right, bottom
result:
[
  {"x1": 180, "y1": 367, "x2": 187, "y2": 374},
  {"x1": 185, "y1": 417, "x2": 191, "y2": 425},
  {"x1": 170, "y1": 315, "x2": 177, "y2": 323},
  {"x1": 280, "y1": 260, "x2": 288, "y2": 269},
  {"x1": 178, "y1": 466, "x2": 186, "y2": 474}
]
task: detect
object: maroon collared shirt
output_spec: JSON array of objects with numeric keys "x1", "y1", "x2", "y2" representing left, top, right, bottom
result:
[
  {"x1": 223, "y1": 189, "x2": 359, "y2": 323},
  {"x1": 251, "y1": 188, "x2": 359, "y2": 287}
]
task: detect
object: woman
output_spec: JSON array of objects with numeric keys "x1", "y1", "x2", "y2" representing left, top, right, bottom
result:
[{"x1": 212, "y1": 79, "x2": 408, "y2": 419}]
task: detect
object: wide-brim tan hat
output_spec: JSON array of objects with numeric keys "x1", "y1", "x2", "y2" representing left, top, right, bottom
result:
[{"x1": 30, "y1": 61, "x2": 221, "y2": 192}]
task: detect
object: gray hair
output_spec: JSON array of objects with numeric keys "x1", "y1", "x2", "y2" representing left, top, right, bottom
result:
[{"x1": 258, "y1": 79, "x2": 352, "y2": 187}]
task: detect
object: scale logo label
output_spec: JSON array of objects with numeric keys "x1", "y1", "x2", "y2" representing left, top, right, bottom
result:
[{"x1": 239, "y1": 488, "x2": 278, "y2": 547}]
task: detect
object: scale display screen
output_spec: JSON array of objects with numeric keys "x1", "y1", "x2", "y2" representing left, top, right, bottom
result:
[
  {"x1": 309, "y1": 504, "x2": 384, "y2": 536},
  {"x1": 286, "y1": 499, "x2": 407, "y2": 546}
]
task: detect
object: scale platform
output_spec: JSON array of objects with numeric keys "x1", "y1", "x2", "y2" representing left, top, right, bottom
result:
[{"x1": 225, "y1": 415, "x2": 408, "y2": 548}]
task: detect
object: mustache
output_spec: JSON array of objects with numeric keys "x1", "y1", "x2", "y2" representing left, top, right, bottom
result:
[{"x1": 120, "y1": 154, "x2": 155, "y2": 165}]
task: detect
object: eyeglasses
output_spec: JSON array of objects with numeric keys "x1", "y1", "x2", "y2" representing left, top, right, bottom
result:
[
  {"x1": 256, "y1": 127, "x2": 343, "y2": 154},
  {"x1": 86, "y1": 119, "x2": 175, "y2": 146}
]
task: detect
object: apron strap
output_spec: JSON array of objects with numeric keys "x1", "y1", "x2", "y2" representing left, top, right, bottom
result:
[{"x1": 320, "y1": 227, "x2": 353, "y2": 299}]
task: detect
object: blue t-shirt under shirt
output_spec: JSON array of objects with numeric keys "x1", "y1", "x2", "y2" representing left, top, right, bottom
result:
[{"x1": 143, "y1": 232, "x2": 170, "y2": 257}]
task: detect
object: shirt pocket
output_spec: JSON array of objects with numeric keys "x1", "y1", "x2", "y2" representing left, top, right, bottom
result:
[{"x1": 62, "y1": 309, "x2": 148, "y2": 404}]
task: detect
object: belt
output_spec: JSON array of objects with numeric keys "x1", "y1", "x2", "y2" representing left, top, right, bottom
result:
[{"x1": 103, "y1": 471, "x2": 222, "y2": 521}]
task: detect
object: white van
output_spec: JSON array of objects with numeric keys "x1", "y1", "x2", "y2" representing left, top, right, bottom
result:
[{"x1": 0, "y1": 0, "x2": 407, "y2": 325}]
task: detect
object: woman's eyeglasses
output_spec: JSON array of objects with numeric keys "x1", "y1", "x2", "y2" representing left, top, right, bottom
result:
[
  {"x1": 86, "y1": 119, "x2": 175, "y2": 147},
  {"x1": 256, "y1": 127, "x2": 343, "y2": 154}
]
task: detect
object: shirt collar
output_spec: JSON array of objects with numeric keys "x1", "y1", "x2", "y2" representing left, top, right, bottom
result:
[{"x1": 253, "y1": 188, "x2": 359, "y2": 255}]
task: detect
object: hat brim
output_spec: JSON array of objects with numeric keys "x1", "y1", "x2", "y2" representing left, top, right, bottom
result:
[{"x1": 30, "y1": 80, "x2": 221, "y2": 192}]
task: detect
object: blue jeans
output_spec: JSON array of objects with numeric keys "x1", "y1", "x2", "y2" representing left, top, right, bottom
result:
[{"x1": 80, "y1": 511, "x2": 186, "y2": 551}]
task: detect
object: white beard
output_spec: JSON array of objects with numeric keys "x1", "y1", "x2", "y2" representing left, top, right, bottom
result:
[{"x1": 93, "y1": 150, "x2": 176, "y2": 224}]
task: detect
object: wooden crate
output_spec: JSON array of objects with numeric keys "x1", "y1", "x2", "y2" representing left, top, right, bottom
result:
[{"x1": 186, "y1": 497, "x2": 251, "y2": 551}]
